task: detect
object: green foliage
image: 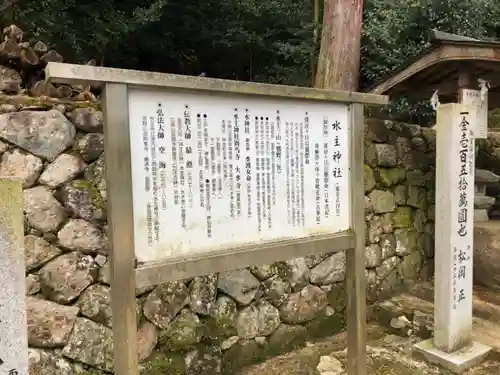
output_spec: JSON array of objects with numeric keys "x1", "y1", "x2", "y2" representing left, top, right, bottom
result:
[
  {"x1": 6, "y1": 0, "x2": 500, "y2": 121},
  {"x1": 362, "y1": 0, "x2": 499, "y2": 88},
  {"x1": 362, "y1": 0, "x2": 500, "y2": 123},
  {"x1": 9, "y1": 0, "x2": 314, "y2": 86}
]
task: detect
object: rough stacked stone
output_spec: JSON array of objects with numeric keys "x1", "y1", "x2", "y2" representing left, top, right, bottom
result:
[
  {"x1": 477, "y1": 132, "x2": 500, "y2": 219},
  {"x1": 0, "y1": 97, "x2": 437, "y2": 374},
  {"x1": 364, "y1": 119, "x2": 435, "y2": 300}
]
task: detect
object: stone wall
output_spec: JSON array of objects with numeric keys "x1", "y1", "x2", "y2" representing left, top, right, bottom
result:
[
  {"x1": 363, "y1": 119, "x2": 436, "y2": 299},
  {"x1": 476, "y1": 132, "x2": 500, "y2": 218},
  {"x1": 0, "y1": 96, "x2": 437, "y2": 374}
]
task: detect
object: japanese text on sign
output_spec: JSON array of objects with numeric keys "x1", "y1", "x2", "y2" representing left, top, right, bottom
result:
[
  {"x1": 452, "y1": 112, "x2": 474, "y2": 309},
  {"x1": 128, "y1": 89, "x2": 351, "y2": 262}
]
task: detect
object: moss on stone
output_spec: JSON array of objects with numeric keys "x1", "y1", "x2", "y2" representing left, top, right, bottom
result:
[
  {"x1": 204, "y1": 297, "x2": 238, "y2": 341},
  {"x1": 397, "y1": 250, "x2": 423, "y2": 279},
  {"x1": 304, "y1": 310, "x2": 345, "y2": 340},
  {"x1": 0, "y1": 93, "x2": 100, "y2": 110},
  {"x1": 222, "y1": 339, "x2": 266, "y2": 375},
  {"x1": 73, "y1": 101, "x2": 101, "y2": 110},
  {"x1": 326, "y1": 283, "x2": 346, "y2": 313},
  {"x1": 488, "y1": 108, "x2": 500, "y2": 129},
  {"x1": 158, "y1": 310, "x2": 204, "y2": 350},
  {"x1": 270, "y1": 261, "x2": 293, "y2": 280},
  {"x1": 364, "y1": 164, "x2": 376, "y2": 193},
  {"x1": 377, "y1": 168, "x2": 405, "y2": 187},
  {"x1": 0, "y1": 94, "x2": 100, "y2": 109},
  {"x1": 364, "y1": 141, "x2": 378, "y2": 167},
  {"x1": 141, "y1": 351, "x2": 186, "y2": 375},
  {"x1": 394, "y1": 229, "x2": 419, "y2": 255},
  {"x1": 72, "y1": 179, "x2": 106, "y2": 211},
  {"x1": 266, "y1": 324, "x2": 307, "y2": 357},
  {"x1": 202, "y1": 319, "x2": 228, "y2": 343},
  {"x1": 73, "y1": 363, "x2": 108, "y2": 375},
  {"x1": 391, "y1": 206, "x2": 413, "y2": 228}
]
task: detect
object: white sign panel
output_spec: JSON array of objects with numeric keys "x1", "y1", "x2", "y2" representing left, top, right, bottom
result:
[
  {"x1": 460, "y1": 89, "x2": 488, "y2": 139},
  {"x1": 128, "y1": 89, "x2": 351, "y2": 263},
  {"x1": 434, "y1": 104, "x2": 475, "y2": 352}
]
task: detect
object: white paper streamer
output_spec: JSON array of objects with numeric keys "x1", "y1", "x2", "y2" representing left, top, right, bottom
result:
[
  {"x1": 430, "y1": 89, "x2": 440, "y2": 111},
  {"x1": 478, "y1": 78, "x2": 490, "y2": 102}
]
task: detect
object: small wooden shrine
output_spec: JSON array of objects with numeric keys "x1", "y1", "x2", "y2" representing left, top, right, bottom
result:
[{"x1": 368, "y1": 30, "x2": 500, "y2": 107}]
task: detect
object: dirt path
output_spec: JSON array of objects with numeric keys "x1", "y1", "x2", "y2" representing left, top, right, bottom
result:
[{"x1": 236, "y1": 324, "x2": 500, "y2": 375}]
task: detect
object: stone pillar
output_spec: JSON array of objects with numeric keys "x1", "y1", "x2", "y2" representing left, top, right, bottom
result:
[
  {"x1": 413, "y1": 104, "x2": 491, "y2": 373},
  {"x1": 0, "y1": 178, "x2": 28, "y2": 375}
]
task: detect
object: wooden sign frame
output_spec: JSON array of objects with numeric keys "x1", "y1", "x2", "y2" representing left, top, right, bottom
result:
[{"x1": 46, "y1": 62, "x2": 388, "y2": 375}]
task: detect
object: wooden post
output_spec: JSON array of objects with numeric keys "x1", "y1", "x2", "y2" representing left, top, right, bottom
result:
[
  {"x1": 103, "y1": 83, "x2": 139, "y2": 375},
  {"x1": 346, "y1": 103, "x2": 366, "y2": 375}
]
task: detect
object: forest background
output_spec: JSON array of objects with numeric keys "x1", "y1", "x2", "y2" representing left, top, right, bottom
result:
[{"x1": 4, "y1": 0, "x2": 500, "y2": 123}]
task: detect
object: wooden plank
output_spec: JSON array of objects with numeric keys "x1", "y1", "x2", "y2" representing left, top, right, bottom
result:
[
  {"x1": 346, "y1": 103, "x2": 367, "y2": 375},
  {"x1": 103, "y1": 83, "x2": 139, "y2": 375},
  {"x1": 136, "y1": 232, "x2": 355, "y2": 288},
  {"x1": 45, "y1": 62, "x2": 389, "y2": 106}
]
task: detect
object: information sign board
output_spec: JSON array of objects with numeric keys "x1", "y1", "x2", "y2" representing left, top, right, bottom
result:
[
  {"x1": 128, "y1": 89, "x2": 351, "y2": 262},
  {"x1": 45, "y1": 61, "x2": 388, "y2": 375}
]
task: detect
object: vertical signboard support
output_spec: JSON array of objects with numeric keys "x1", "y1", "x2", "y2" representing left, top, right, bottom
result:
[
  {"x1": 414, "y1": 103, "x2": 491, "y2": 373},
  {"x1": 0, "y1": 178, "x2": 28, "y2": 375},
  {"x1": 45, "y1": 62, "x2": 388, "y2": 375},
  {"x1": 102, "y1": 83, "x2": 139, "y2": 374},
  {"x1": 346, "y1": 103, "x2": 366, "y2": 375}
]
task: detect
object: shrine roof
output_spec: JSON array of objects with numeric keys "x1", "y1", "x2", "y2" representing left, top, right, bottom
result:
[{"x1": 367, "y1": 30, "x2": 500, "y2": 107}]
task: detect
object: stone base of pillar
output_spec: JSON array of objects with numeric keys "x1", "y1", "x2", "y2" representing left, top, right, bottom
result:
[{"x1": 413, "y1": 339, "x2": 492, "y2": 374}]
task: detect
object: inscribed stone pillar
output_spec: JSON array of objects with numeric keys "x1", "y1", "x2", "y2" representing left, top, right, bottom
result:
[
  {"x1": 0, "y1": 178, "x2": 28, "y2": 375},
  {"x1": 434, "y1": 103, "x2": 475, "y2": 352}
]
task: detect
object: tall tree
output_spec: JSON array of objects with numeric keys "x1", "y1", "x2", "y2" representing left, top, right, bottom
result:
[{"x1": 314, "y1": 0, "x2": 364, "y2": 90}]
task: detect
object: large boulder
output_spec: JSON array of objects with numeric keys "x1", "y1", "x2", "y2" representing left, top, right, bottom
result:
[
  {"x1": 217, "y1": 269, "x2": 260, "y2": 305},
  {"x1": 39, "y1": 153, "x2": 86, "y2": 188},
  {"x1": 143, "y1": 281, "x2": 189, "y2": 328},
  {"x1": 62, "y1": 318, "x2": 114, "y2": 372},
  {"x1": 29, "y1": 349, "x2": 73, "y2": 375},
  {"x1": 23, "y1": 186, "x2": 66, "y2": 233},
  {"x1": 26, "y1": 297, "x2": 79, "y2": 348},
  {"x1": 38, "y1": 252, "x2": 98, "y2": 304},
  {"x1": 0, "y1": 148, "x2": 43, "y2": 187},
  {"x1": 0, "y1": 110, "x2": 76, "y2": 161}
]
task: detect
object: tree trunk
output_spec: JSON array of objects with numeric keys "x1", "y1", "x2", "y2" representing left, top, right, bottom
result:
[
  {"x1": 314, "y1": 0, "x2": 364, "y2": 90},
  {"x1": 311, "y1": 0, "x2": 320, "y2": 85}
]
